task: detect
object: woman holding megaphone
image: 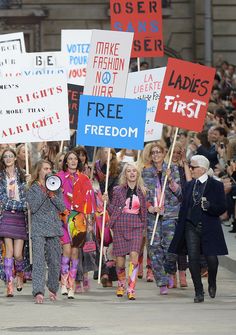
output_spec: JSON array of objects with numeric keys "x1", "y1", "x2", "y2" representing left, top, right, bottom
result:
[{"x1": 26, "y1": 160, "x2": 65, "y2": 304}]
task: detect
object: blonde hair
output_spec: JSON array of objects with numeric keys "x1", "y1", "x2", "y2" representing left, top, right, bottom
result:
[
  {"x1": 119, "y1": 162, "x2": 146, "y2": 195},
  {"x1": 118, "y1": 149, "x2": 138, "y2": 162},
  {"x1": 16, "y1": 144, "x2": 32, "y2": 172},
  {"x1": 139, "y1": 141, "x2": 166, "y2": 169},
  {"x1": 54, "y1": 152, "x2": 66, "y2": 172},
  {"x1": 165, "y1": 141, "x2": 183, "y2": 163}
]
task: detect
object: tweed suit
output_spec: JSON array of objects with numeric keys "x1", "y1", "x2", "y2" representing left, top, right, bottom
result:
[
  {"x1": 26, "y1": 182, "x2": 65, "y2": 296},
  {"x1": 108, "y1": 185, "x2": 147, "y2": 257}
]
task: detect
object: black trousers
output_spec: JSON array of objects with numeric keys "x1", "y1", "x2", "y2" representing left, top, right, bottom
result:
[{"x1": 185, "y1": 222, "x2": 218, "y2": 295}]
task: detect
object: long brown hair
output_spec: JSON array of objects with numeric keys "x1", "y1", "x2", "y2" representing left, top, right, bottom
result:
[
  {"x1": 62, "y1": 150, "x2": 83, "y2": 172},
  {"x1": 0, "y1": 148, "x2": 25, "y2": 183},
  {"x1": 73, "y1": 146, "x2": 88, "y2": 165},
  {"x1": 29, "y1": 160, "x2": 52, "y2": 187},
  {"x1": 96, "y1": 148, "x2": 120, "y2": 177}
]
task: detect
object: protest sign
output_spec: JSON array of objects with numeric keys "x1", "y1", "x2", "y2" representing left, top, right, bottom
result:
[
  {"x1": 76, "y1": 95, "x2": 147, "y2": 150},
  {"x1": 0, "y1": 32, "x2": 25, "y2": 74},
  {"x1": 0, "y1": 73, "x2": 70, "y2": 144},
  {"x1": 84, "y1": 29, "x2": 133, "y2": 98},
  {"x1": 68, "y1": 84, "x2": 83, "y2": 129},
  {"x1": 155, "y1": 58, "x2": 216, "y2": 132},
  {"x1": 0, "y1": 52, "x2": 65, "y2": 78},
  {"x1": 110, "y1": 0, "x2": 163, "y2": 58},
  {"x1": 0, "y1": 32, "x2": 25, "y2": 54},
  {"x1": 61, "y1": 30, "x2": 92, "y2": 85},
  {"x1": 126, "y1": 67, "x2": 166, "y2": 141}
]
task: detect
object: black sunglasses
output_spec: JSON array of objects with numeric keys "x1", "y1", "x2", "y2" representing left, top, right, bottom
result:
[{"x1": 189, "y1": 165, "x2": 200, "y2": 170}]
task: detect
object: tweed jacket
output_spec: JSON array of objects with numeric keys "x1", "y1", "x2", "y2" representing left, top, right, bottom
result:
[
  {"x1": 0, "y1": 170, "x2": 27, "y2": 212},
  {"x1": 26, "y1": 182, "x2": 65, "y2": 238},
  {"x1": 142, "y1": 162, "x2": 182, "y2": 221},
  {"x1": 107, "y1": 185, "x2": 147, "y2": 229}
]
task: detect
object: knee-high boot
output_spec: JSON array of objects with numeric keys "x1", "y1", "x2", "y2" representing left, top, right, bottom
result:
[
  {"x1": 4, "y1": 257, "x2": 14, "y2": 297},
  {"x1": 116, "y1": 267, "x2": 126, "y2": 297},
  {"x1": 61, "y1": 256, "x2": 70, "y2": 295},
  {"x1": 127, "y1": 262, "x2": 138, "y2": 300},
  {"x1": 68, "y1": 258, "x2": 79, "y2": 299},
  {"x1": 15, "y1": 259, "x2": 24, "y2": 292}
]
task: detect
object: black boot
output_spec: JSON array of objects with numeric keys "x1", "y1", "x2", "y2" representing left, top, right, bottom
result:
[{"x1": 194, "y1": 290, "x2": 204, "y2": 303}]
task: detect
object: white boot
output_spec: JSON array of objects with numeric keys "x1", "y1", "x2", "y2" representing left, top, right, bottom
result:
[
  {"x1": 61, "y1": 273, "x2": 69, "y2": 296},
  {"x1": 67, "y1": 276, "x2": 75, "y2": 299}
]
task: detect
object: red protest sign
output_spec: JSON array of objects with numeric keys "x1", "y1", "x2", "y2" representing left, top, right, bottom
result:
[
  {"x1": 110, "y1": 0, "x2": 163, "y2": 58},
  {"x1": 155, "y1": 58, "x2": 216, "y2": 132}
]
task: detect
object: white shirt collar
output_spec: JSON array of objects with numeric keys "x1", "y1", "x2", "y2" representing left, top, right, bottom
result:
[{"x1": 197, "y1": 173, "x2": 208, "y2": 184}]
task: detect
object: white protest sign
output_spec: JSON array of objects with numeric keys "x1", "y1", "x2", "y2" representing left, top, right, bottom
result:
[
  {"x1": 126, "y1": 67, "x2": 166, "y2": 142},
  {"x1": 0, "y1": 73, "x2": 70, "y2": 144},
  {"x1": 61, "y1": 30, "x2": 92, "y2": 85},
  {"x1": 0, "y1": 52, "x2": 66, "y2": 78},
  {"x1": 84, "y1": 29, "x2": 133, "y2": 98},
  {"x1": 0, "y1": 32, "x2": 25, "y2": 71},
  {"x1": 0, "y1": 32, "x2": 25, "y2": 54}
]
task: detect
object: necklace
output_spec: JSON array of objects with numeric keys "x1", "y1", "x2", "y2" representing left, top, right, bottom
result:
[{"x1": 192, "y1": 180, "x2": 207, "y2": 206}]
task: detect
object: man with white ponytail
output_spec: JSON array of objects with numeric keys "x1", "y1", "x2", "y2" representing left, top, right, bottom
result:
[{"x1": 169, "y1": 155, "x2": 228, "y2": 303}]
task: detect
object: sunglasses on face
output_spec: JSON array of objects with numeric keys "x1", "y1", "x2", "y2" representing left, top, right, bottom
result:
[
  {"x1": 189, "y1": 165, "x2": 200, "y2": 170},
  {"x1": 3, "y1": 154, "x2": 15, "y2": 159}
]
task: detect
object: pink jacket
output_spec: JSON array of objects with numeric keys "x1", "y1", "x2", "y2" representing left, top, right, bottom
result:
[{"x1": 57, "y1": 170, "x2": 79, "y2": 210}]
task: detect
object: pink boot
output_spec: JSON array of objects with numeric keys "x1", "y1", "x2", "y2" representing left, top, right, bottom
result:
[
  {"x1": 116, "y1": 267, "x2": 126, "y2": 297},
  {"x1": 127, "y1": 262, "x2": 138, "y2": 300},
  {"x1": 61, "y1": 256, "x2": 70, "y2": 295},
  {"x1": 68, "y1": 259, "x2": 79, "y2": 299},
  {"x1": 4, "y1": 258, "x2": 14, "y2": 297},
  {"x1": 15, "y1": 259, "x2": 24, "y2": 292}
]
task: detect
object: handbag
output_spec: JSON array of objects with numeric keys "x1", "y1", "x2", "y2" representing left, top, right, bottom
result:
[{"x1": 83, "y1": 232, "x2": 96, "y2": 253}]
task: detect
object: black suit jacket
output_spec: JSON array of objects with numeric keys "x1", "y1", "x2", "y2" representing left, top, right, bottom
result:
[{"x1": 169, "y1": 177, "x2": 228, "y2": 256}]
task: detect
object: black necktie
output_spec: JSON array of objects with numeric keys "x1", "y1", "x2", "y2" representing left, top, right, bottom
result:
[{"x1": 193, "y1": 180, "x2": 202, "y2": 204}]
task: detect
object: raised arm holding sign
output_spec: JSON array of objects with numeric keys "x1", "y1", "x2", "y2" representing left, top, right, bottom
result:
[{"x1": 150, "y1": 58, "x2": 216, "y2": 244}]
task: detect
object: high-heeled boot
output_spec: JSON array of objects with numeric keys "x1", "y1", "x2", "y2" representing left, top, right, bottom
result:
[
  {"x1": 4, "y1": 257, "x2": 14, "y2": 297},
  {"x1": 138, "y1": 254, "x2": 143, "y2": 279},
  {"x1": 61, "y1": 256, "x2": 70, "y2": 295},
  {"x1": 116, "y1": 267, "x2": 126, "y2": 297},
  {"x1": 15, "y1": 259, "x2": 24, "y2": 292},
  {"x1": 146, "y1": 255, "x2": 154, "y2": 282},
  {"x1": 179, "y1": 270, "x2": 188, "y2": 287},
  {"x1": 68, "y1": 259, "x2": 79, "y2": 299},
  {"x1": 127, "y1": 262, "x2": 138, "y2": 300}
]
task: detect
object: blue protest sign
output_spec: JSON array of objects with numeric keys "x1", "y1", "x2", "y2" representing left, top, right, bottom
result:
[{"x1": 76, "y1": 95, "x2": 147, "y2": 150}]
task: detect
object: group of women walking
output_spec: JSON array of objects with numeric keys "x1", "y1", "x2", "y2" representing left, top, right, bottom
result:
[{"x1": 0, "y1": 141, "x2": 228, "y2": 303}]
